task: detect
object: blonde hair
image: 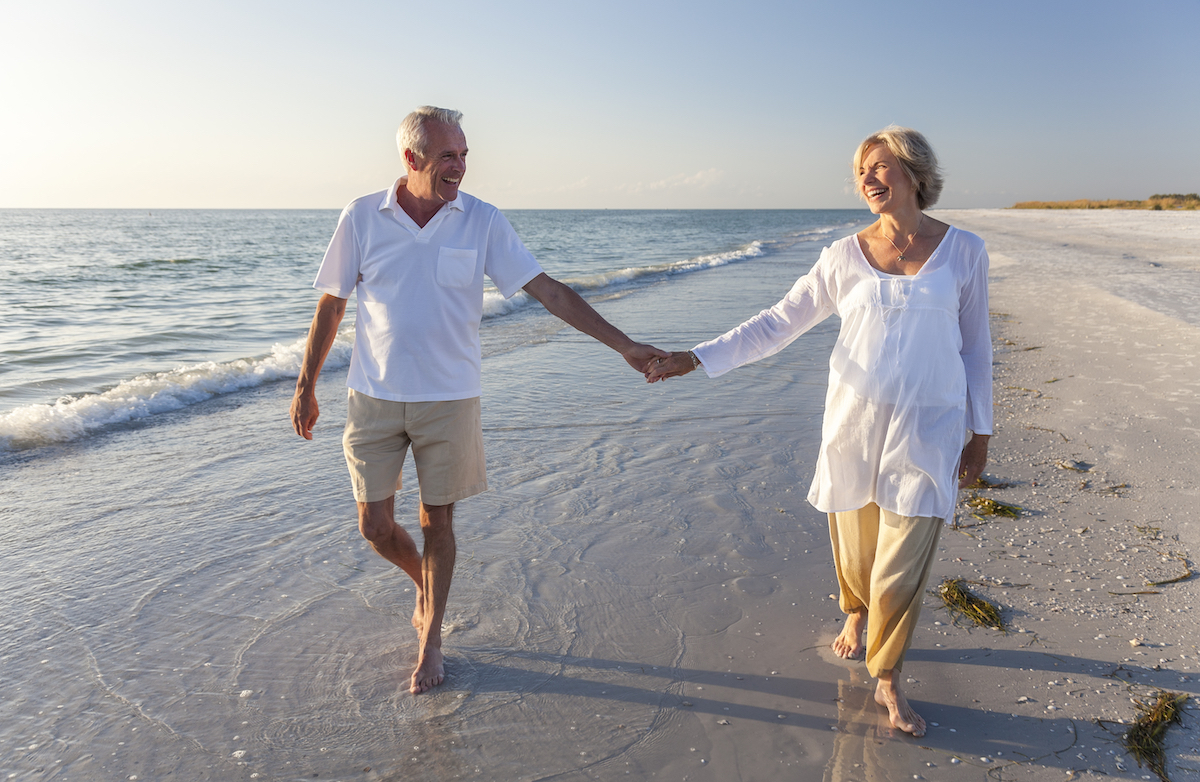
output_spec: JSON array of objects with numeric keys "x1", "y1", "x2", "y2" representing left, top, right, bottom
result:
[
  {"x1": 853, "y1": 126, "x2": 943, "y2": 210},
  {"x1": 396, "y1": 106, "x2": 464, "y2": 161}
]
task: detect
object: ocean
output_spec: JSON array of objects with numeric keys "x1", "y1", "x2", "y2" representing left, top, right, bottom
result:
[
  {"x1": 1, "y1": 207, "x2": 876, "y2": 780},
  {"x1": 1, "y1": 209, "x2": 866, "y2": 448}
]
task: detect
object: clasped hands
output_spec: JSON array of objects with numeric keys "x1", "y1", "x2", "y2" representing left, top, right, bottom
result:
[{"x1": 622, "y1": 344, "x2": 699, "y2": 383}]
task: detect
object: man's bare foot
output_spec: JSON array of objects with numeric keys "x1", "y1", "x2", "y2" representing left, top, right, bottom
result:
[
  {"x1": 831, "y1": 609, "x2": 867, "y2": 660},
  {"x1": 410, "y1": 647, "x2": 445, "y2": 695},
  {"x1": 874, "y1": 673, "x2": 925, "y2": 737},
  {"x1": 411, "y1": 587, "x2": 425, "y2": 630}
]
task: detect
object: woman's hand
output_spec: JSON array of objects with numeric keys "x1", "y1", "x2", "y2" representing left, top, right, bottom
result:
[
  {"x1": 647, "y1": 351, "x2": 699, "y2": 383},
  {"x1": 957, "y1": 433, "x2": 991, "y2": 488}
]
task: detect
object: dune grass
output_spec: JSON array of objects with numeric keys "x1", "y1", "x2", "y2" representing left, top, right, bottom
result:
[{"x1": 1012, "y1": 194, "x2": 1200, "y2": 210}]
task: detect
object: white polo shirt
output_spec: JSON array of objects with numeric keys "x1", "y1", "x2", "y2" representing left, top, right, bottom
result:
[{"x1": 314, "y1": 177, "x2": 543, "y2": 402}]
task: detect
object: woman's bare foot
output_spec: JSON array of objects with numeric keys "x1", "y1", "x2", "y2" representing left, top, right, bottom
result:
[
  {"x1": 874, "y1": 671, "x2": 926, "y2": 737},
  {"x1": 410, "y1": 646, "x2": 445, "y2": 694},
  {"x1": 831, "y1": 609, "x2": 867, "y2": 660}
]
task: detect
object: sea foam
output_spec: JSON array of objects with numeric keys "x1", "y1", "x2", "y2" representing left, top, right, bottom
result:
[
  {"x1": 0, "y1": 331, "x2": 354, "y2": 450},
  {"x1": 481, "y1": 241, "x2": 767, "y2": 317}
]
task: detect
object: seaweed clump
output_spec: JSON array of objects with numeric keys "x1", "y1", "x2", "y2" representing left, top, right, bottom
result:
[
  {"x1": 1124, "y1": 690, "x2": 1188, "y2": 782},
  {"x1": 964, "y1": 475, "x2": 1013, "y2": 490},
  {"x1": 937, "y1": 578, "x2": 1006, "y2": 630},
  {"x1": 965, "y1": 494, "x2": 1022, "y2": 518}
]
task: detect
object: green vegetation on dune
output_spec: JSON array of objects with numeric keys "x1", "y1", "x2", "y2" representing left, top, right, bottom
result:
[{"x1": 1012, "y1": 193, "x2": 1199, "y2": 210}]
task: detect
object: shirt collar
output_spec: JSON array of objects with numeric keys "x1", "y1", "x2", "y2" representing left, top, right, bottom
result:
[{"x1": 379, "y1": 175, "x2": 465, "y2": 217}]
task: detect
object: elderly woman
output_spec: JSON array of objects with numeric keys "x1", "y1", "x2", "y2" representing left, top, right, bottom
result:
[{"x1": 649, "y1": 126, "x2": 992, "y2": 737}]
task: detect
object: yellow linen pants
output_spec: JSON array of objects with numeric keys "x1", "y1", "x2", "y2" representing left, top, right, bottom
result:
[{"x1": 828, "y1": 503, "x2": 942, "y2": 678}]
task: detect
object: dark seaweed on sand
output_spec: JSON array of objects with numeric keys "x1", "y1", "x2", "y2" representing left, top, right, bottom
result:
[
  {"x1": 964, "y1": 493, "x2": 1022, "y2": 518},
  {"x1": 936, "y1": 578, "x2": 1006, "y2": 630},
  {"x1": 1124, "y1": 690, "x2": 1188, "y2": 782}
]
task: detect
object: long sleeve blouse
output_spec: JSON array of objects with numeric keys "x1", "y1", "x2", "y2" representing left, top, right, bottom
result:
[{"x1": 692, "y1": 227, "x2": 992, "y2": 521}]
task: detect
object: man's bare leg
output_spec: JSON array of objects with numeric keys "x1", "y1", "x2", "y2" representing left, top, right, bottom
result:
[
  {"x1": 412, "y1": 502, "x2": 454, "y2": 694},
  {"x1": 874, "y1": 669, "x2": 925, "y2": 736},
  {"x1": 358, "y1": 497, "x2": 425, "y2": 629},
  {"x1": 832, "y1": 608, "x2": 867, "y2": 660}
]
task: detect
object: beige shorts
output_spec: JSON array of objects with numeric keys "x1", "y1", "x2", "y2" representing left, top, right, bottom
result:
[{"x1": 342, "y1": 390, "x2": 487, "y2": 505}]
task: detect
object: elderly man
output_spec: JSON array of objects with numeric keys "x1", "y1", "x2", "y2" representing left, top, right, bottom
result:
[{"x1": 290, "y1": 106, "x2": 664, "y2": 694}]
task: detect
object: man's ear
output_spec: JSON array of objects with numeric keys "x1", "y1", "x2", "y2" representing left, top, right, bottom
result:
[{"x1": 404, "y1": 148, "x2": 420, "y2": 170}]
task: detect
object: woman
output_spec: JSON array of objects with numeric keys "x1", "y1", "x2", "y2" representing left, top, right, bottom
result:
[{"x1": 648, "y1": 126, "x2": 992, "y2": 737}]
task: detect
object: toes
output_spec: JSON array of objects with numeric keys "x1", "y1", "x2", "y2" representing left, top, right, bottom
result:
[{"x1": 410, "y1": 672, "x2": 443, "y2": 695}]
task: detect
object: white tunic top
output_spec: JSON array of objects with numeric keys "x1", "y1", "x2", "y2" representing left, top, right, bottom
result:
[
  {"x1": 314, "y1": 178, "x2": 544, "y2": 402},
  {"x1": 692, "y1": 227, "x2": 993, "y2": 521}
]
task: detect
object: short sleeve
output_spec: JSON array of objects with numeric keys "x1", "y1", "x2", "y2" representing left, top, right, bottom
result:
[
  {"x1": 313, "y1": 206, "x2": 360, "y2": 298},
  {"x1": 484, "y1": 211, "x2": 544, "y2": 298}
]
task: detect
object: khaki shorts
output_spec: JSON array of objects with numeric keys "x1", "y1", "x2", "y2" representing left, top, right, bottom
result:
[{"x1": 342, "y1": 390, "x2": 487, "y2": 505}]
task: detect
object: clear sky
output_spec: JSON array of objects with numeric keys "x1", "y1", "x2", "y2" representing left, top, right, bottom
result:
[{"x1": 2, "y1": 0, "x2": 1196, "y2": 209}]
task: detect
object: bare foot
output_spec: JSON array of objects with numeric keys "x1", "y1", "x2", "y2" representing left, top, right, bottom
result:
[
  {"x1": 874, "y1": 673, "x2": 925, "y2": 737},
  {"x1": 831, "y1": 609, "x2": 867, "y2": 660},
  {"x1": 410, "y1": 647, "x2": 445, "y2": 695},
  {"x1": 411, "y1": 587, "x2": 425, "y2": 630}
]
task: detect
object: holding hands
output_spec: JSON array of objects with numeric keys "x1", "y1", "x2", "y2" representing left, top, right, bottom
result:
[
  {"x1": 621, "y1": 342, "x2": 672, "y2": 376},
  {"x1": 646, "y1": 350, "x2": 701, "y2": 383}
]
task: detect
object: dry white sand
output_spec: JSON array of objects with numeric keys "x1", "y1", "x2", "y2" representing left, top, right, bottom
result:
[{"x1": 898, "y1": 209, "x2": 1200, "y2": 780}]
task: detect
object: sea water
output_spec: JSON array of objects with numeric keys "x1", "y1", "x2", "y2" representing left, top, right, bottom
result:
[{"x1": 1, "y1": 207, "x2": 872, "y2": 779}]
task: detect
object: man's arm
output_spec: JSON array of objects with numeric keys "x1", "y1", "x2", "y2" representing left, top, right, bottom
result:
[
  {"x1": 522, "y1": 273, "x2": 668, "y2": 374},
  {"x1": 290, "y1": 293, "x2": 348, "y2": 440}
]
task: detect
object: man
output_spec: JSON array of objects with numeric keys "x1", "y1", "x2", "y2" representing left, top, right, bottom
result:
[{"x1": 290, "y1": 106, "x2": 665, "y2": 695}]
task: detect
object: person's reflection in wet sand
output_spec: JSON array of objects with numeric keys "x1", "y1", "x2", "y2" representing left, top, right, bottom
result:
[{"x1": 823, "y1": 666, "x2": 916, "y2": 782}]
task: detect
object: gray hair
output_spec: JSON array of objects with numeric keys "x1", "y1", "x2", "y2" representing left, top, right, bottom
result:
[
  {"x1": 396, "y1": 106, "x2": 464, "y2": 161},
  {"x1": 853, "y1": 126, "x2": 943, "y2": 210}
]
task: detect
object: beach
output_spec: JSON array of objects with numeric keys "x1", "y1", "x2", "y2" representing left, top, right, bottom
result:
[{"x1": 3, "y1": 208, "x2": 1199, "y2": 781}]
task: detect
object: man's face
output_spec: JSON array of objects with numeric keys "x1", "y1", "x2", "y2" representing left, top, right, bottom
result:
[{"x1": 407, "y1": 121, "x2": 467, "y2": 204}]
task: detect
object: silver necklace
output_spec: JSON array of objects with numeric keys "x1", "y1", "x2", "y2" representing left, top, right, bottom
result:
[{"x1": 883, "y1": 215, "x2": 924, "y2": 262}]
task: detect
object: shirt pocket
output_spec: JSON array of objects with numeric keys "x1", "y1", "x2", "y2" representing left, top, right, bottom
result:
[{"x1": 436, "y1": 247, "x2": 478, "y2": 288}]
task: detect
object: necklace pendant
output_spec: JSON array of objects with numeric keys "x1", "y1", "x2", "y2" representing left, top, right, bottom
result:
[{"x1": 897, "y1": 253, "x2": 906, "y2": 261}]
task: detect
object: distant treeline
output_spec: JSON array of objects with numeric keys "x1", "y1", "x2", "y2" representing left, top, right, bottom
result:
[{"x1": 1012, "y1": 194, "x2": 1200, "y2": 210}]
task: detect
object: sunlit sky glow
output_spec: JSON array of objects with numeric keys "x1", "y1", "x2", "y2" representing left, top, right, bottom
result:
[{"x1": 2, "y1": 0, "x2": 1196, "y2": 209}]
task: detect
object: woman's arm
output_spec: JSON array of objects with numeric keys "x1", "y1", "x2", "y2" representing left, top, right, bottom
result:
[
  {"x1": 650, "y1": 255, "x2": 837, "y2": 382},
  {"x1": 959, "y1": 239, "x2": 994, "y2": 435}
]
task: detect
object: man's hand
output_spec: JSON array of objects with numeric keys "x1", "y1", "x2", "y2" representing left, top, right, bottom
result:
[
  {"x1": 957, "y1": 433, "x2": 991, "y2": 488},
  {"x1": 291, "y1": 390, "x2": 320, "y2": 440},
  {"x1": 647, "y1": 351, "x2": 699, "y2": 382},
  {"x1": 290, "y1": 293, "x2": 347, "y2": 441},
  {"x1": 623, "y1": 342, "x2": 671, "y2": 376}
]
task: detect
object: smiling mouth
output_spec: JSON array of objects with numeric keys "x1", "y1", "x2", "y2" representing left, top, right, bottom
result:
[{"x1": 866, "y1": 187, "x2": 887, "y2": 198}]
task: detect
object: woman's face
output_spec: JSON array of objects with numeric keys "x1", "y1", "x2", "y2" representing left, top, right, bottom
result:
[{"x1": 857, "y1": 143, "x2": 917, "y2": 214}]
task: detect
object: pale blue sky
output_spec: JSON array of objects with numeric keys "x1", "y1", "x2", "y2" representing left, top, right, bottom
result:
[{"x1": 2, "y1": 0, "x2": 1195, "y2": 209}]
